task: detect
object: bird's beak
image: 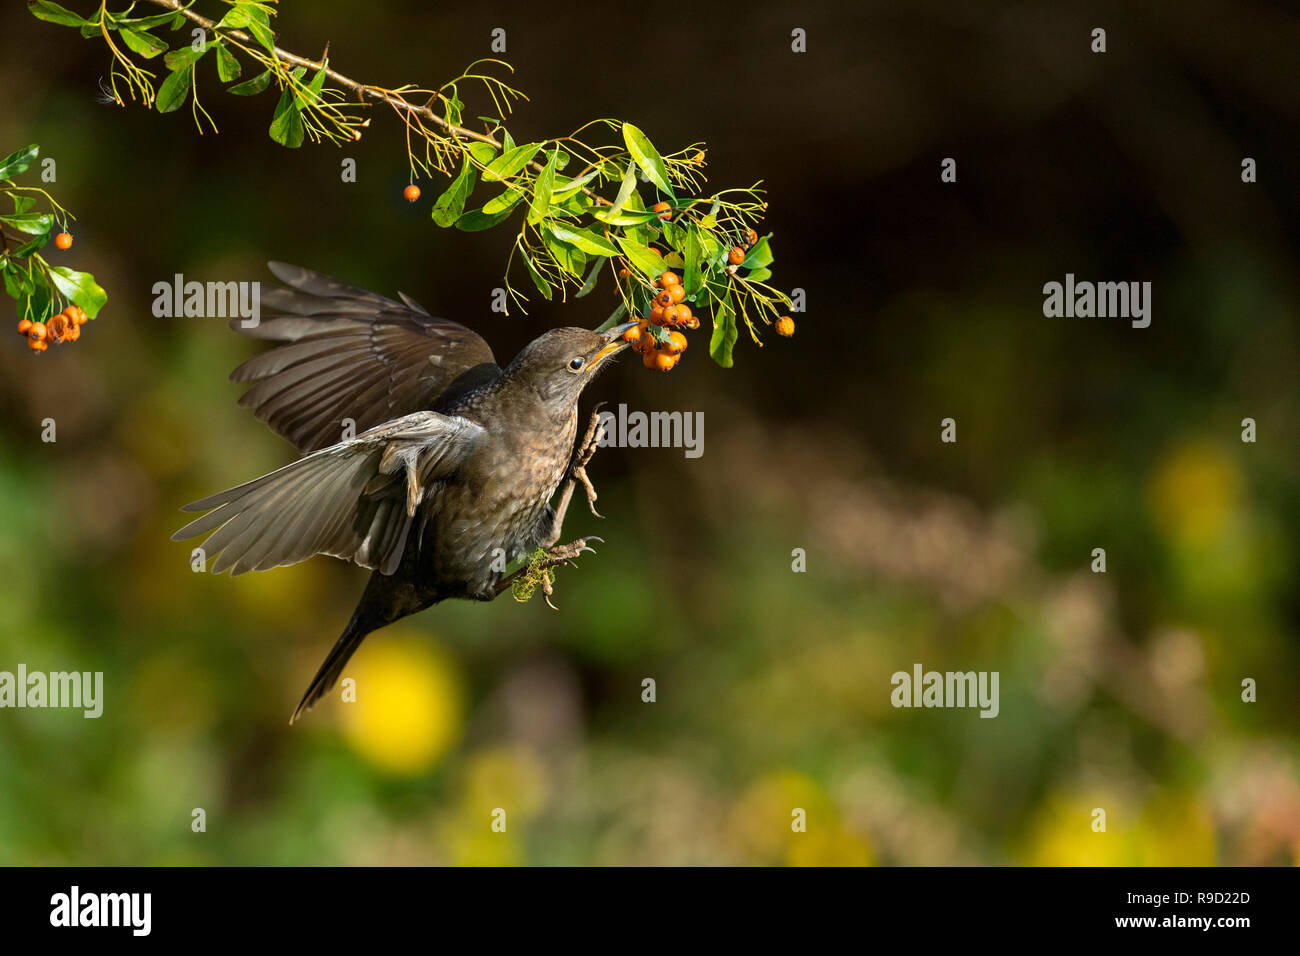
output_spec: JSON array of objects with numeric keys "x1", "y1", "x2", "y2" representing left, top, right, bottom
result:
[{"x1": 591, "y1": 321, "x2": 639, "y2": 366}]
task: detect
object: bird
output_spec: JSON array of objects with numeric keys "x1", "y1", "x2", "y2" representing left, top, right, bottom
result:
[{"x1": 172, "y1": 262, "x2": 636, "y2": 723}]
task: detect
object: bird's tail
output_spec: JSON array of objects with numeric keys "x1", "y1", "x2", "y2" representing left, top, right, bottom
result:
[{"x1": 290, "y1": 605, "x2": 377, "y2": 724}]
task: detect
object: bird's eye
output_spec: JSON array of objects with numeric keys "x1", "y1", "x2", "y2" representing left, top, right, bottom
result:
[{"x1": 568, "y1": 356, "x2": 586, "y2": 372}]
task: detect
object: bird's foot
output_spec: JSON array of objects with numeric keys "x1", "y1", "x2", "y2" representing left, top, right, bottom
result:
[{"x1": 508, "y1": 536, "x2": 603, "y2": 609}]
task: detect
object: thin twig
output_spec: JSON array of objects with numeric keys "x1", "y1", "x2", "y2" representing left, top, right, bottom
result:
[{"x1": 141, "y1": 0, "x2": 607, "y2": 203}]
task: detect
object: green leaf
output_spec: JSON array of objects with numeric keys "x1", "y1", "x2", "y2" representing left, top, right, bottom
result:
[
  {"x1": 431, "y1": 154, "x2": 478, "y2": 228},
  {"x1": 117, "y1": 10, "x2": 183, "y2": 29},
  {"x1": 622, "y1": 123, "x2": 674, "y2": 198},
  {"x1": 164, "y1": 42, "x2": 209, "y2": 71},
  {"x1": 244, "y1": 9, "x2": 277, "y2": 54},
  {"x1": 482, "y1": 187, "x2": 527, "y2": 215},
  {"x1": 299, "y1": 60, "x2": 328, "y2": 108},
  {"x1": 709, "y1": 286, "x2": 738, "y2": 368},
  {"x1": 482, "y1": 142, "x2": 540, "y2": 182},
  {"x1": 0, "y1": 144, "x2": 39, "y2": 181},
  {"x1": 616, "y1": 236, "x2": 667, "y2": 279},
  {"x1": 595, "y1": 301, "x2": 628, "y2": 333},
  {"x1": 27, "y1": 1, "x2": 89, "y2": 27},
  {"x1": 743, "y1": 236, "x2": 773, "y2": 270},
  {"x1": 519, "y1": 246, "x2": 552, "y2": 299},
  {"x1": 542, "y1": 234, "x2": 586, "y2": 278},
  {"x1": 48, "y1": 266, "x2": 107, "y2": 318},
  {"x1": 683, "y1": 229, "x2": 703, "y2": 295},
  {"x1": 12, "y1": 195, "x2": 36, "y2": 214},
  {"x1": 121, "y1": 27, "x2": 168, "y2": 59},
  {"x1": 227, "y1": 70, "x2": 272, "y2": 95},
  {"x1": 156, "y1": 64, "x2": 193, "y2": 113},
  {"x1": 215, "y1": 43, "x2": 241, "y2": 82},
  {"x1": 746, "y1": 268, "x2": 772, "y2": 282},
  {"x1": 456, "y1": 192, "x2": 525, "y2": 231},
  {"x1": 269, "y1": 88, "x2": 304, "y2": 147},
  {"x1": 527, "y1": 148, "x2": 558, "y2": 225},
  {"x1": 575, "y1": 256, "x2": 603, "y2": 299},
  {"x1": 550, "y1": 167, "x2": 600, "y2": 201},
  {"x1": 594, "y1": 162, "x2": 638, "y2": 223},
  {"x1": 0, "y1": 212, "x2": 53, "y2": 235},
  {"x1": 466, "y1": 142, "x2": 497, "y2": 165},
  {"x1": 547, "y1": 224, "x2": 618, "y2": 257},
  {"x1": 11, "y1": 232, "x2": 50, "y2": 257},
  {"x1": 217, "y1": 7, "x2": 250, "y2": 29}
]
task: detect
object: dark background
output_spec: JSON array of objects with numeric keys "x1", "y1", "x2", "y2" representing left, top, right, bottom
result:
[{"x1": 0, "y1": 0, "x2": 1296, "y2": 864}]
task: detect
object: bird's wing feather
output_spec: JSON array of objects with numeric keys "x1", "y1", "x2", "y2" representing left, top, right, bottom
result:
[
  {"x1": 172, "y1": 411, "x2": 485, "y2": 576},
  {"x1": 229, "y1": 262, "x2": 499, "y2": 453}
]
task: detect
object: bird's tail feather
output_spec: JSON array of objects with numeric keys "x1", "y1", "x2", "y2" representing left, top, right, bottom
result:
[{"x1": 290, "y1": 605, "x2": 378, "y2": 724}]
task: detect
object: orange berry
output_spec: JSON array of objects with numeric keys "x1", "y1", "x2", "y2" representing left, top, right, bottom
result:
[
  {"x1": 641, "y1": 349, "x2": 659, "y2": 369},
  {"x1": 775, "y1": 315, "x2": 795, "y2": 337},
  {"x1": 28, "y1": 336, "x2": 47, "y2": 352},
  {"x1": 651, "y1": 351, "x2": 676, "y2": 371},
  {"x1": 64, "y1": 305, "x2": 87, "y2": 325},
  {"x1": 403, "y1": 184, "x2": 421, "y2": 202},
  {"x1": 744, "y1": 227, "x2": 759, "y2": 247},
  {"x1": 65, "y1": 323, "x2": 81, "y2": 342},
  {"x1": 28, "y1": 321, "x2": 47, "y2": 342},
  {"x1": 649, "y1": 305, "x2": 669, "y2": 327},
  {"x1": 617, "y1": 266, "x2": 631, "y2": 279},
  {"x1": 664, "y1": 303, "x2": 692, "y2": 326},
  {"x1": 652, "y1": 201, "x2": 672, "y2": 221},
  {"x1": 621, "y1": 322, "x2": 643, "y2": 344},
  {"x1": 728, "y1": 245, "x2": 746, "y2": 266},
  {"x1": 681, "y1": 315, "x2": 700, "y2": 331},
  {"x1": 17, "y1": 319, "x2": 32, "y2": 335},
  {"x1": 666, "y1": 330, "x2": 687, "y2": 354},
  {"x1": 47, "y1": 314, "x2": 69, "y2": 342},
  {"x1": 666, "y1": 284, "x2": 686, "y2": 304},
  {"x1": 656, "y1": 270, "x2": 680, "y2": 288},
  {"x1": 649, "y1": 247, "x2": 663, "y2": 258},
  {"x1": 654, "y1": 289, "x2": 674, "y2": 309},
  {"x1": 54, "y1": 232, "x2": 73, "y2": 250},
  {"x1": 633, "y1": 326, "x2": 656, "y2": 353}
]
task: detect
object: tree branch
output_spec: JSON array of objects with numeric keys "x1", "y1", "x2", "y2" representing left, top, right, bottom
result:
[{"x1": 141, "y1": 0, "x2": 607, "y2": 203}]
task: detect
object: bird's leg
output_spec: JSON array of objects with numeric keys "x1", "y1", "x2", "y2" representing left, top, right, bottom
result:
[{"x1": 557, "y1": 407, "x2": 606, "y2": 527}]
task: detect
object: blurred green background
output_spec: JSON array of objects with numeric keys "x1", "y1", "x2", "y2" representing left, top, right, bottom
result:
[{"x1": 1, "y1": 0, "x2": 1297, "y2": 865}]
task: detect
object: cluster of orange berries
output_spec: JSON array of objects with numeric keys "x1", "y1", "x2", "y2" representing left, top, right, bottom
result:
[
  {"x1": 17, "y1": 304, "x2": 87, "y2": 353},
  {"x1": 622, "y1": 269, "x2": 697, "y2": 371}
]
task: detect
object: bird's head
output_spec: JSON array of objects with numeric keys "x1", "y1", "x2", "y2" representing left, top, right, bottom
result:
[{"x1": 506, "y1": 322, "x2": 638, "y2": 409}]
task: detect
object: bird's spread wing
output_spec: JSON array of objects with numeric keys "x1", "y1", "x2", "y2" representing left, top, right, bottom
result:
[
  {"x1": 172, "y1": 411, "x2": 485, "y2": 576},
  {"x1": 231, "y1": 262, "x2": 499, "y2": 453}
]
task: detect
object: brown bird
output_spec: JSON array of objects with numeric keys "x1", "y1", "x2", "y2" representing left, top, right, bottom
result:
[{"x1": 172, "y1": 263, "x2": 634, "y2": 722}]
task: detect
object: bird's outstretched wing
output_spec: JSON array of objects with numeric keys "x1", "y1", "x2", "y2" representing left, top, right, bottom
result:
[
  {"x1": 172, "y1": 411, "x2": 485, "y2": 576},
  {"x1": 231, "y1": 262, "x2": 499, "y2": 453}
]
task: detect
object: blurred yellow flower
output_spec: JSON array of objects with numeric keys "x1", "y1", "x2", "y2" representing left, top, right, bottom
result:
[
  {"x1": 1022, "y1": 791, "x2": 1135, "y2": 866},
  {"x1": 787, "y1": 826, "x2": 873, "y2": 867},
  {"x1": 1021, "y1": 789, "x2": 1216, "y2": 866},
  {"x1": 729, "y1": 771, "x2": 872, "y2": 865},
  {"x1": 1147, "y1": 441, "x2": 1242, "y2": 548},
  {"x1": 1137, "y1": 794, "x2": 1216, "y2": 866},
  {"x1": 339, "y1": 632, "x2": 463, "y2": 776}
]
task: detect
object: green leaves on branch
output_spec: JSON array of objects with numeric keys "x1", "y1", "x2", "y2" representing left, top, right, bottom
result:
[
  {"x1": 28, "y1": 2, "x2": 790, "y2": 365},
  {"x1": 1, "y1": 144, "x2": 108, "y2": 325},
  {"x1": 416, "y1": 118, "x2": 782, "y2": 365},
  {"x1": 622, "y1": 123, "x2": 674, "y2": 198}
]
